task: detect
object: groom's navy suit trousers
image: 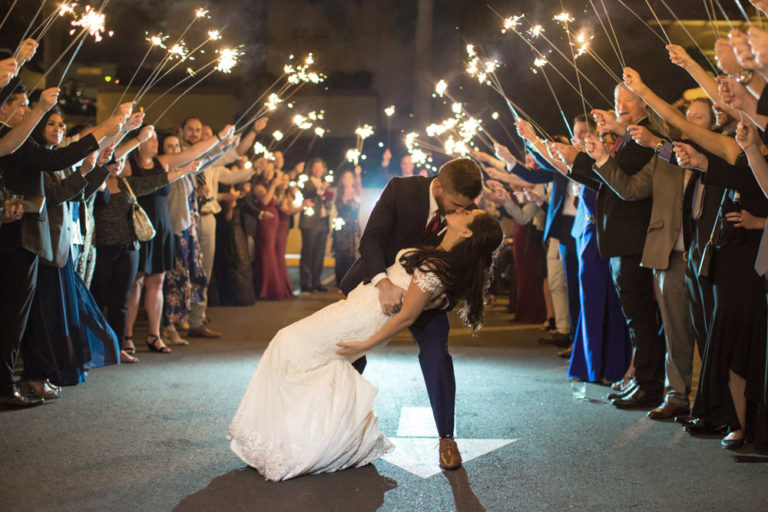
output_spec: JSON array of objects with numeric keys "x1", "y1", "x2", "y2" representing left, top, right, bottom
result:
[{"x1": 339, "y1": 175, "x2": 456, "y2": 437}]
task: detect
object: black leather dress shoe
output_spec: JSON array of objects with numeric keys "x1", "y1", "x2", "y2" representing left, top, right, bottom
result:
[
  {"x1": 607, "y1": 382, "x2": 638, "y2": 401},
  {"x1": 0, "y1": 391, "x2": 44, "y2": 407},
  {"x1": 611, "y1": 388, "x2": 662, "y2": 409},
  {"x1": 683, "y1": 418, "x2": 728, "y2": 435}
]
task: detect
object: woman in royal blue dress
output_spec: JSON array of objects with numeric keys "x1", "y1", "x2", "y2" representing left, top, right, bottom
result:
[{"x1": 20, "y1": 108, "x2": 120, "y2": 397}]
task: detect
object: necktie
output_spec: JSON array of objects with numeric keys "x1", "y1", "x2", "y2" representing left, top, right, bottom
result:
[{"x1": 423, "y1": 213, "x2": 441, "y2": 241}]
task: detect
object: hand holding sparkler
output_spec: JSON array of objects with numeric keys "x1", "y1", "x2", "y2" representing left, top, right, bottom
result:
[
  {"x1": 751, "y1": 0, "x2": 768, "y2": 15},
  {"x1": 627, "y1": 125, "x2": 663, "y2": 149},
  {"x1": 717, "y1": 75, "x2": 741, "y2": 108},
  {"x1": 484, "y1": 180, "x2": 511, "y2": 204},
  {"x1": 748, "y1": 27, "x2": 768, "y2": 70},
  {"x1": 0, "y1": 58, "x2": 17, "y2": 87},
  {"x1": 513, "y1": 120, "x2": 537, "y2": 144},
  {"x1": 15, "y1": 38, "x2": 38, "y2": 66},
  {"x1": 622, "y1": 67, "x2": 648, "y2": 96},
  {"x1": 728, "y1": 30, "x2": 760, "y2": 70},
  {"x1": 673, "y1": 142, "x2": 708, "y2": 171},
  {"x1": 36, "y1": 87, "x2": 61, "y2": 112},
  {"x1": 123, "y1": 112, "x2": 146, "y2": 134},
  {"x1": 591, "y1": 109, "x2": 621, "y2": 134},
  {"x1": 251, "y1": 117, "x2": 269, "y2": 133},
  {"x1": 137, "y1": 125, "x2": 155, "y2": 144},
  {"x1": 554, "y1": 143, "x2": 580, "y2": 166},
  {"x1": 493, "y1": 142, "x2": 518, "y2": 167},
  {"x1": 583, "y1": 133, "x2": 608, "y2": 163},
  {"x1": 666, "y1": 44, "x2": 694, "y2": 70},
  {"x1": 736, "y1": 121, "x2": 759, "y2": 150}
]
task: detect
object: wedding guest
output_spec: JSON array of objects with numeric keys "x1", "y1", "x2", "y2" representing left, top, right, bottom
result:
[
  {"x1": 20, "y1": 110, "x2": 118, "y2": 396},
  {"x1": 0, "y1": 88, "x2": 124, "y2": 407},
  {"x1": 675, "y1": 134, "x2": 768, "y2": 450},
  {"x1": 332, "y1": 165, "x2": 362, "y2": 287},
  {"x1": 248, "y1": 160, "x2": 293, "y2": 299},
  {"x1": 298, "y1": 157, "x2": 333, "y2": 293},
  {"x1": 159, "y1": 133, "x2": 204, "y2": 345}
]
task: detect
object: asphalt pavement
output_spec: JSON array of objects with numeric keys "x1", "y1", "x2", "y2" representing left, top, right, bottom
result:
[{"x1": 2, "y1": 290, "x2": 767, "y2": 512}]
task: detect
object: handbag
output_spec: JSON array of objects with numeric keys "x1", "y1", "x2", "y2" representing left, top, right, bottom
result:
[
  {"x1": 698, "y1": 190, "x2": 728, "y2": 278},
  {"x1": 121, "y1": 178, "x2": 156, "y2": 242}
]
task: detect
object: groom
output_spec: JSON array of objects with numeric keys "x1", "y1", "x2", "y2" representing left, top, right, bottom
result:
[{"x1": 339, "y1": 157, "x2": 483, "y2": 470}]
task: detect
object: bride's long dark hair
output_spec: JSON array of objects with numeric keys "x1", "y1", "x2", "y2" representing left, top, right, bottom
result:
[{"x1": 399, "y1": 211, "x2": 503, "y2": 332}]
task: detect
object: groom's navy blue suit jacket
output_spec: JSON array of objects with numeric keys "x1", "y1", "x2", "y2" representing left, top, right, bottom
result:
[{"x1": 339, "y1": 175, "x2": 436, "y2": 296}]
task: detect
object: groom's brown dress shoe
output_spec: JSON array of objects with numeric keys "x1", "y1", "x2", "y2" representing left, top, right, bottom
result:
[{"x1": 439, "y1": 437, "x2": 462, "y2": 470}]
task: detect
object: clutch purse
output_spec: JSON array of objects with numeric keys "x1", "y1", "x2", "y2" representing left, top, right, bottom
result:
[{"x1": 121, "y1": 178, "x2": 156, "y2": 242}]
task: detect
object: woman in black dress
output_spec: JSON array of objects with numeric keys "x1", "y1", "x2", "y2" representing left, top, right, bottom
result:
[
  {"x1": 677, "y1": 139, "x2": 768, "y2": 451},
  {"x1": 121, "y1": 124, "x2": 234, "y2": 353}
]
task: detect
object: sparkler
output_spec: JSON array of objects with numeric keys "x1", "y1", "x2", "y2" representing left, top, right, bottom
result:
[
  {"x1": 532, "y1": 55, "x2": 573, "y2": 139},
  {"x1": 353, "y1": 124, "x2": 374, "y2": 163},
  {"x1": 28, "y1": 0, "x2": 114, "y2": 93},
  {"x1": 656, "y1": 0, "x2": 720, "y2": 74},
  {"x1": 111, "y1": 32, "x2": 168, "y2": 114},
  {"x1": 0, "y1": 0, "x2": 20, "y2": 33},
  {"x1": 16, "y1": 1, "x2": 49, "y2": 54},
  {"x1": 587, "y1": 0, "x2": 626, "y2": 69},
  {"x1": 132, "y1": 6, "x2": 211, "y2": 105},
  {"x1": 558, "y1": 8, "x2": 589, "y2": 125},
  {"x1": 332, "y1": 218, "x2": 346, "y2": 231},
  {"x1": 384, "y1": 104, "x2": 395, "y2": 147},
  {"x1": 615, "y1": 0, "x2": 673, "y2": 43},
  {"x1": 642, "y1": 0, "x2": 672, "y2": 44},
  {"x1": 152, "y1": 47, "x2": 244, "y2": 124},
  {"x1": 235, "y1": 53, "x2": 326, "y2": 132}
]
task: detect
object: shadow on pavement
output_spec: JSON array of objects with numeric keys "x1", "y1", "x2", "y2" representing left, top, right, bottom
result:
[
  {"x1": 443, "y1": 468, "x2": 486, "y2": 512},
  {"x1": 174, "y1": 464, "x2": 398, "y2": 511}
]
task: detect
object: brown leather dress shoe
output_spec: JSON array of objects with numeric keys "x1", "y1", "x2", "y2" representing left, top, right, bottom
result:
[
  {"x1": 648, "y1": 400, "x2": 690, "y2": 420},
  {"x1": 187, "y1": 325, "x2": 222, "y2": 338},
  {"x1": 439, "y1": 437, "x2": 462, "y2": 470}
]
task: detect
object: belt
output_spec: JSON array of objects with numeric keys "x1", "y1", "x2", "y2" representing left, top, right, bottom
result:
[{"x1": 671, "y1": 250, "x2": 688, "y2": 262}]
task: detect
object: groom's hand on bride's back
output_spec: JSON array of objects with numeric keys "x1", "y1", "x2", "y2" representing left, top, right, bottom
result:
[{"x1": 375, "y1": 278, "x2": 406, "y2": 315}]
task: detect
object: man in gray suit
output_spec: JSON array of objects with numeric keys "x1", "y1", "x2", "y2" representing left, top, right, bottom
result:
[{"x1": 584, "y1": 127, "x2": 695, "y2": 420}]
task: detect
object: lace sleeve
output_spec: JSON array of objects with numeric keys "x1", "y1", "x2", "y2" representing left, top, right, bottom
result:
[{"x1": 412, "y1": 268, "x2": 443, "y2": 296}]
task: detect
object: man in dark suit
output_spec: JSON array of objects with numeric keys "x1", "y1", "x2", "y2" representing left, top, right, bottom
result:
[
  {"x1": 0, "y1": 86, "x2": 123, "y2": 407},
  {"x1": 339, "y1": 157, "x2": 482, "y2": 470},
  {"x1": 558, "y1": 87, "x2": 667, "y2": 410}
]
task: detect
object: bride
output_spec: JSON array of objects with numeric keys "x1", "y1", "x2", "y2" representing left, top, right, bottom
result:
[{"x1": 228, "y1": 208, "x2": 503, "y2": 481}]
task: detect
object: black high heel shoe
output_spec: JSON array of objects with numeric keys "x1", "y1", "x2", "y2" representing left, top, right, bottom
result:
[{"x1": 146, "y1": 334, "x2": 171, "y2": 353}]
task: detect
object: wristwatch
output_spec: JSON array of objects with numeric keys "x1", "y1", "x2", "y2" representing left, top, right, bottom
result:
[{"x1": 737, "y1": 68, "x2": 754, "y2": 86}]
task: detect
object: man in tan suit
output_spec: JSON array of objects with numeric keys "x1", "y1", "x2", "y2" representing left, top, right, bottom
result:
[{"x1": 584, "y1": 126, "x2": 695, "y2": 420}]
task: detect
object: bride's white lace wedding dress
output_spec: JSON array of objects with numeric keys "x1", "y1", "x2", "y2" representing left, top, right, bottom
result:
[{"x1": 228, "y1": 249, "x2": 443, "y2": 481}]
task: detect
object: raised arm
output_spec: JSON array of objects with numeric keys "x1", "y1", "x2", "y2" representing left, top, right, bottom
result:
[
  {"x1": 623, "y1": 66, "x2": 742, "y2": 164},
  {"x1": 735, "y1": 121, "x2": 768, "y2": 198},
  {"x1": 0, "y1": 87, "x2": 58, "y2": 156},
  {"x1": 159, "y1": 125, "x2": 234, "y2": 170}
]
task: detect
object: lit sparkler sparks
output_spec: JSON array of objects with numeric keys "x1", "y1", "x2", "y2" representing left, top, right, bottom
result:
[
  {"x1": 195, "y1": 8, "x2": 209, "y2": 18},
  {"x1": 216, "y1": 48, "x2": 242, "y2": 73},
  {"x1": 207, "y1": 30, "x2": 221, "y2": 41},
  {"x1": 253, "y1": 141, "x2": 274, "y2": 160},
  {"x1": 528, "y1": 24, "x2": 545, "y2": 38},
  {"x1": 285, "y1": 53, "x2": 326, "y2": 84},
  {"x1": 501, "y1": 14, "x2": 524, "y2": 34},
  {"x1": 58, "y1": 2, "x2": 76, "y2": 17},
  {"x1": 70, "y1": 5, "x2": 108, "y2": 42},
  {"x1": 314, "y1": 127, "x2": 325, "y2": 137},
  {"x1": 265, "y1": 93, "x2": 282, "y2": 111},
  {"x1": 346, "y1": 148, "x2": 361, "y2": 165},
  {"x1": 553, "y1": 11, "x2": 574, "y2": 24},
  {"x1": 272, "y1": 130, "x2": 284, "y2": 141},
  {"x1": 354, "y1": 124, "x2": 374, "y2": 140},
  {"x1": 332, "y1": 218, "x2": 346, "y2": 231},
  {"x1": 148, "y1": 33, "x2": 168, "y2": 48},
  {"x1": 491, "y1": 112, "x2": 500, "y2": 120},
  {"x1": 434, "y1": 80, "x2": 448, "y2": 97},
  {"x1": 384, "y1": 105, "x2": 396, "y2": 117}
]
